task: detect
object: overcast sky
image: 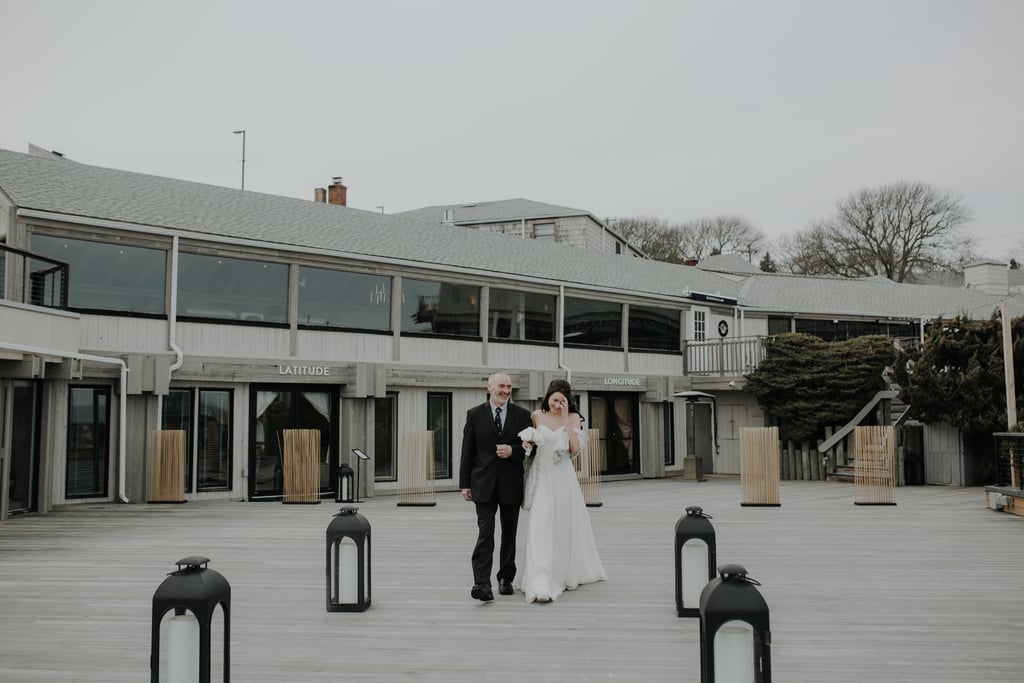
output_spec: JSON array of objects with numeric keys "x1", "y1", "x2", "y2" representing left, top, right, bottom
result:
[{"x1": 3, "y1": 0, "x2": 1021, "y2": 259}]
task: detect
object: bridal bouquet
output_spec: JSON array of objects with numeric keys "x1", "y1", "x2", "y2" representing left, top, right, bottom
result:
[{"x1": 518, "y1": 426, "x2": 544, "y2": 471}]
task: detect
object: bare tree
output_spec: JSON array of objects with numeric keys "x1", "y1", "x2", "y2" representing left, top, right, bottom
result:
[
  {"x1": 784, "y1": 182, "x2": 974, "y2": 282},
  {"x1": 679, "y1": 215, "x2": 766, "y2": 262},
  {"x1": 608, "y1": 217, "x2": 686, "y2": 263}
]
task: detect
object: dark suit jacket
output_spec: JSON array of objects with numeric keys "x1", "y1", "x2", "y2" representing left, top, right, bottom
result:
[{"x1": 459, "y1": 401, "x2": 532, "y2": 505}]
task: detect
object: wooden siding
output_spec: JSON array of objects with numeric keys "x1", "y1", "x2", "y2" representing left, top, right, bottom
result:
[
  {"x1": 297, "y1": 329, "x2": 394, "y2": 363},
  {"x1": 627, "y1": 352, "x2": 685, "y2": 375},
  {"x1": 1, "y1": 479, "x2": 1022, "y2": 682},
  {"x1": 485, "y1": 343, "x2": 560, "y2": 373}
]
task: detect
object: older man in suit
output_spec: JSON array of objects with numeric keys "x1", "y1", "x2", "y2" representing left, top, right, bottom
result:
[{"x1": 460, "y1": 371, "x2": 532, "y2": 601}]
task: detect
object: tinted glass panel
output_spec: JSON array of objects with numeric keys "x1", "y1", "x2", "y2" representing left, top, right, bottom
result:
[
  {"x1": 629, "y1": 304, "x2": 680, "y2": 351},
  {"x1": 489, "y1": 288, "x2": 556, "y2": 342},
  {"x1": 401, "y1": 279, "x2": 479, "y2": 337},
  {"x1": 161, "y1": 389, "x2": 194, "y2": 492},
  {"x1": 564, "y1": 297, "x2": 621, "y2": 347},
  {"x1": 178, "y1": 253, "x2": 287, "y2": 323},
  {"x1": 198, "y1": 390, "x2": 232, "y2": 491},
  {"x1": 32, "y1": 235, "x2": 165, "y2": 314},
  {"x1": 298, "y1": 266, "x2": 391, "y2": 330},
  {"x1": 427, "y1": 393, "x2": 452, "y2": 479},
  {"x1": 374, "y1": 396, "x2": 397, "y2": 481},
  {"x1": 66, "y1": 386, "x2": 109, "y2": 498}
]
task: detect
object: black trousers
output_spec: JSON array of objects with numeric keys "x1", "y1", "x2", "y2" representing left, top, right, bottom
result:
[{"x1": 471, "y1": 499, "x2": 520, "y2": 586}]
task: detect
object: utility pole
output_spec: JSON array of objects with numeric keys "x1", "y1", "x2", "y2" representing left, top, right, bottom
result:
[{"x1": 232, "y1": 129, "x2": 246, "y2": 190}]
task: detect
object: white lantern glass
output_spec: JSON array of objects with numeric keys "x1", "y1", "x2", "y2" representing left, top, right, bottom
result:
[
  {"x1": 681, "y1": 538, "x2": 709, "y2": 609},
  {"x1": 167, "y1": 612, "x2": 200, "y2": 683},
  {"x1": 713, "y1": 619, "x2": 755, "y2": 683}
]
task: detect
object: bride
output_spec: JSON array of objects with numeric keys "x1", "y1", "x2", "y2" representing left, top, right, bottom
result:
[{"x1": 516, "y1": 379, "x2": 606, "y2": 603}]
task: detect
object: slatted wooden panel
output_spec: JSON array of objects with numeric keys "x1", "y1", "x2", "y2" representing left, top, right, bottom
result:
[
  {"x1": 282, "y1": 429, "x2": 321, "y2": 504},
  {"x1": 575, "y1": 428, "x2": 603, "y2": 507},
  {"x1": 853, "y1": 425, "x2": 896, "y2": 506},
  {"x1": 397, "y1": 431, "x2": 436, "y2": 506},
  {"x1": 740, "y1": 426, "x2": 781, "y2": 507},
  {"x1": 149, "y1": 430, "x2": 187, "y2": 503}
]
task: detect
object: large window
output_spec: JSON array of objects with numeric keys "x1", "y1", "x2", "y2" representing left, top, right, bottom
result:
[
  {"x1": 298, "y1": 266, "x2": 391, "y2": 331},
  {"x1": 629, "y1": 304, "x2": 681, "y2": 352},
  {"x1": 178, "y1": 253, "x2": 287, "y2": 323},
  {"x1": 32, "y1": 235, "x2": 165, "y2": 314},
  {"x1": 66, "y1": 386, "x2": 110, "y2": 498},
  {"x1": 374, "y1": 394, "x2": 397, "y2": 481},
  {"x1": 564, "y1": 297, "x2": 622, "y2": 348},
  {"x1": 401, "y1": 279, "x2": 480, "y2": 337},
  {"x1": 427, "y1": 392, "x2": 452, "y2": 479},
  {"x1": 489, "y1": 288, "x2": 556, "y2": 342}
]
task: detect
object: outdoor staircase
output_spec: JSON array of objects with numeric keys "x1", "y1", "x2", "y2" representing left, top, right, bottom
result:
[{"x1": 822, "y1": 382, "x2": 909, "y2": 483}]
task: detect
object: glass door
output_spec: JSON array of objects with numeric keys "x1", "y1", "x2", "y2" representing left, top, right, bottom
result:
[
  {"x1": 589, "y1": 392, "x2": 640, "y2": 475},
  {"x1": 250, "y1": 386, "x2": 337, "y2": 500},
  {"x1": 8, "y1": 380, "x2": 41, "y2": 514}
]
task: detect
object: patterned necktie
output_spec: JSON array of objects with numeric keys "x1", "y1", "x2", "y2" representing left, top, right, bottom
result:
[{"x1": 494, "y1": 407, "x2": 503, "y2": 432}]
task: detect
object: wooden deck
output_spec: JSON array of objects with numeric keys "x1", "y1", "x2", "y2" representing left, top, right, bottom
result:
[{"x1": 1, "y1": 477, "x2": 1022, "y2": 682}]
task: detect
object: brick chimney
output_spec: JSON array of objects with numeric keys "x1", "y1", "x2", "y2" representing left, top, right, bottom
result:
[{"x1": 327, "y1": 177, "x2": 347, "y2": 206}]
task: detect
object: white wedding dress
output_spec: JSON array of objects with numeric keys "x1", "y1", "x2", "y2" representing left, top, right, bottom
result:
[{"x1": 517, "y1": 425, "x2": 606, "y2": 603}]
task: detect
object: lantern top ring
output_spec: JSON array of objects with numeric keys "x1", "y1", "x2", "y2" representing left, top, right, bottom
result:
[
  {"x1": 174, "y1": 556, "x2": 211, "y2": 571},
  {"x1": 335, "y1": 506, "x2": 360, "y2": 516},
  {"x1": 718, "y1": 563, "x2": 761, "y2": 585},
  {"x1": 685, "y1": 505, "x2": 712, "y2": 518}
]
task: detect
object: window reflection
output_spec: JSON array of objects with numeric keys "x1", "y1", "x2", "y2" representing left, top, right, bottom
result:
[
  {"x1": 401, "y1": 279, "x2": 480, "y2": 337},
  {"x1": 564, "y1": 297, "x2": 622, "y2": 347},
  {"x1": 298, "y1": 266, "x2": 390, "y2": 330},
  {"x1": 489, "y1": 288, "x2": 555, "y2": 342},
  {"x1": 178, "y1": 253, "x2": 287, "y2": 323},
  {"x1": 32, "y1": 235, "x2": 165, "y2": 314},
  {"x1": 629, "y1": 304, "x2": 680, "y2": 352}
]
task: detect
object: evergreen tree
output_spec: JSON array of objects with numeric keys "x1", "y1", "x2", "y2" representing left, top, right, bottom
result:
[
  {"x1": 893, "y1": 314, "x2": 1024, "y2": 436},
  {"x1": 745, "y1": 333, "x2": 895, "y2": 441}
]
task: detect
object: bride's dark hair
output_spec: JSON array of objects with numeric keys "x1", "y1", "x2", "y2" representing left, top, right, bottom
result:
[{"x1": 540, "y1": 379, "x2": 585, "y2": 422}]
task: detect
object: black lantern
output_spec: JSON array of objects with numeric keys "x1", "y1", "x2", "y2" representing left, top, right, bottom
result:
[
  {"x1": 699, "y1": 564, "x2": 771, "y2": 683},
  {"x1": 674, "y1": 505, "x2": 716, "y2": 617},
  {"x1": 150, "y1": 556, "x2": 230, "y2": 683},
  {"x1": 336, "y1": 463, "x2": 355, "y2": 503},
  {"x1": 326, "y1": 505, "x2": 371, "y2": 612}
]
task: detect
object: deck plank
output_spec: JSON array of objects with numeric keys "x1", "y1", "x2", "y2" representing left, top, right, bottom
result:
[{"x1": 1, "y1": 478, "x2": 1022, "y2": 682}]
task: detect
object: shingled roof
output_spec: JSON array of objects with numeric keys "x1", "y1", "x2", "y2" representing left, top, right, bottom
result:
[{"x1": 0, "y1": 148, "x2": 730, "y2": 302}]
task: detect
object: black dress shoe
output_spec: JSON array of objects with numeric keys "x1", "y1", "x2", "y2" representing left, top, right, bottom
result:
[
  {"x1": 498, "y1": 580, "x2": 514, "y2": 595},
  {"x1": 471, "y1": 584, "x2": 494, "y2": 602}
]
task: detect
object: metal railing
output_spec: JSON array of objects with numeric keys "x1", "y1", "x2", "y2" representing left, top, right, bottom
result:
[
  {"x1": 0, "y1": 243, "x2": 69, "y2": 309},
  {"x1": 683, "y1": 335, "x2": 769, "y2": 376}
]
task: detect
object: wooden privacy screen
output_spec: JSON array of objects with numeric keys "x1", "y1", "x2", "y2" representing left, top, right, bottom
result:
[
  {"x1": 853, "y1": 426, "x2": 897, "y2": 506},
  {"x1": 740, "y1": 426, "x2": 781, "y2": 507},
  {"x1": 150, "y1": 429, "x2": 186, "y2": 503},
  {"x1": 282, "y1": 429, "x2": 321, "y2": 504},
  {"x1": 574, "y1": 428, "x2": 604, "y2": 507},
  {"x1": 397, "y1": 431, "x2": 437, "y2": 507}
]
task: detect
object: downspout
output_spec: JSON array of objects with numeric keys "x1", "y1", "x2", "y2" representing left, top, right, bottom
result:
[
  {"x1": 167, "y1": 235, "x2": 184, "y2": 382},
  {"x1": 0, "y1": 342, "x2": 130, "y2": 503},
  {"x1": 558, "y1": 285, "x2": 572, "y2": 382}
]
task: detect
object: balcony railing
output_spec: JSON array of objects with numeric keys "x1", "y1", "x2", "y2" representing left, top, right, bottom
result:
[
  {"x1": 683, "y1": 335, "x2": 769, "y2": 377},
  {"x1": 1, "y1": 244, "x2": 69, "y2": 309}
]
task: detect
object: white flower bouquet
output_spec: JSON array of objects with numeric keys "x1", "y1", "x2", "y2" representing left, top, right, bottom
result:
[{"x1": 518, "y1": 426, "x2": 543, "y2": 470}]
